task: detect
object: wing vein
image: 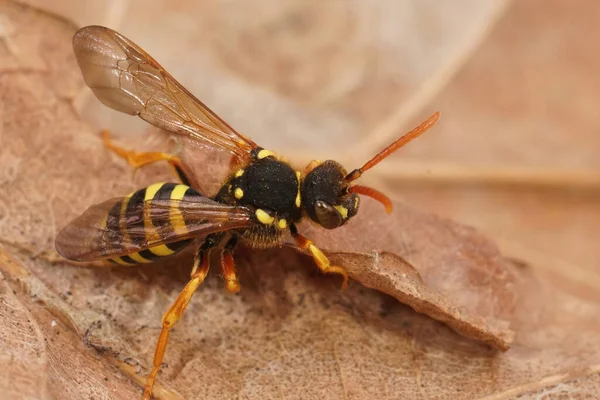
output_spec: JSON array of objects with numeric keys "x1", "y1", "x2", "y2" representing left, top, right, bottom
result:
[{"x1": 72, "y1": 25, "x2": 258, "y2": 162}]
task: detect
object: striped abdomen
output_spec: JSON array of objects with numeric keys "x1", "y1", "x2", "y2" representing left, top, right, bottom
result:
[{"x1": 106, "y1": 182, "x2": 199, "y2": 265}]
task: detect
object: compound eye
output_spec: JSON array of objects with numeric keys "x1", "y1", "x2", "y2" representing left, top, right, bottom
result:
[{"x1": 314, "y1": 200, "x2": 343, "y2": 229}]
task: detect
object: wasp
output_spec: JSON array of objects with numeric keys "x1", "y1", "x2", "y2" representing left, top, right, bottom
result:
[{"x1": 55, "y1": 26, "x2": 439, "y2": 399}]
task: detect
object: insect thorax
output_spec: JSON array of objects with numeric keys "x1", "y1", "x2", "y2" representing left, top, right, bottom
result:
[{"x1": 215, "y1": 156, "x2": 303, "y2": 248}]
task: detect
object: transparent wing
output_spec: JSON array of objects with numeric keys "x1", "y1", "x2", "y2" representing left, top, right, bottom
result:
[
  {"x1": 72, "y1": 25, "x2": 258, "y2": 162},
  {"x1": 56, "y1": 195, "x2": 254, "y2": 262}
]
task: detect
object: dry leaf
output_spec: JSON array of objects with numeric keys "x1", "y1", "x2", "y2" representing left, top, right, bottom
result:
[
  {"x1": 0, "y1": 251, "x2": 142, "y2": 400},
  {"x1": 1, "y1": 2, "x2": 600, "y2": 400},
  {"x1": 303, "y1": 199, "x2": 517, "y2": 351}
]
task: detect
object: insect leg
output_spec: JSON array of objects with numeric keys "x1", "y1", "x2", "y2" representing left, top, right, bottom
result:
[
  {"x1": 189, "y1": 232, "x2": 225, "y2": 276},
  {"x1": 102, "y1": 130, "x2": 197, "y2": 187},
  {"x1": 143, "y1": 247, "x2": 210, "y2": 400},
  {"x1": 289, "y1": 224, "x2": 349, "y2": 289},
  {"x1": 221, "y1": 235, "x2": 240, "y2": 293}
]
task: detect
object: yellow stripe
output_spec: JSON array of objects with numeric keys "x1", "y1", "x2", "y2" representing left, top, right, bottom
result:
[
  {"x1": 149, "y1": 244, "x2": 175, "y2": 257},
  {"x1": 171, "y1": 184, "x2": 188, "y2": 201},
  {"x1": 144, "y1": 182, "x2": 165, "y2": 201},
  {"x1": 127, "y1": 252, "x2": 153, "y2": 264},
  {"x1": 143, "y1": 183, "x2": 165, "y2": 242},
  {"x1": 111, "y1": 257, "x2": 135, "y2": 266},
  {"x1": 170, "y1": 184, "x2": 189, "y2": 234}
]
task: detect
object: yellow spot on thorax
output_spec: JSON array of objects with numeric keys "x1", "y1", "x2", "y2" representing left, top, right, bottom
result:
[
  {"x1": 257, "y1": 149, "x2": 275, "y2": 159},
  {"x1": 256, "y1": 209, "x2": 274, "y2": 225},
  {"x1": 295, "y1": 171, "x2": 302, "y2": 208},
  {"x1": 334, "y1": 205, "x2": 349, "y2": 220},
  {"x1": 278, "y1": 219, "x2": 287, "y2": 229},
  {"x1": 354, "y1": 196, "x2": 360, "y2": 210},
  {"x1": 234, "y1": 187, "x2": 244, "y2": 199},
  {"x1": 235, "y1": 169, "x2": 245, "y2": 177}
]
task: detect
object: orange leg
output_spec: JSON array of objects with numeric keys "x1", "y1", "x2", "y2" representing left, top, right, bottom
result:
[
  {"x1": 221, "y1": 235, "x2": 240, "y2": 293},
  {"x1": 102, "y1": 130, "x2": 197, "y2": 187},
  {"x1": 142, "y1": 250, "x2": 210, "y2": 400},
  {"x1": 221, "y1": 250, "x2": 241, "y2": 293},
  {"x1": 289, "y1": 224, "x2": 348, "y2": 290}
]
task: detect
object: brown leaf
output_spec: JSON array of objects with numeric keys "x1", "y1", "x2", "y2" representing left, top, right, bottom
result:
[
  {"x1": 0, "y1": 250, "x2": 142, "y2": 400},
  {"x1": 1, "y1": 2, "x2": 600, "y2": 400},
  {"x1": 303, "y1": 198, "x2": 517, "y2": 350}
]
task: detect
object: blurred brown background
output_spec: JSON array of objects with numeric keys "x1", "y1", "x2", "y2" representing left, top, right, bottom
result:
[
  {"x1": 3, "y1": 0, "x2": 600, "y2": 399},
  {"x1": 26, "y1": 0, "x2": 599, "y2": 298}
]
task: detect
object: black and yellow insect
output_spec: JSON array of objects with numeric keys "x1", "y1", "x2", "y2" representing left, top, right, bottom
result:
[{"x1": 55, "y1": 26, "x2": 439, "y2": 400}]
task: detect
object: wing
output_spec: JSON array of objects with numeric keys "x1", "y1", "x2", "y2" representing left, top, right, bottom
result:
[
  {"x1": 56, "y1": 195, "x2": 254, "y2": 262},
  {"x1": 72, "y1": 25, "x2": 258, "y2": 162}
]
